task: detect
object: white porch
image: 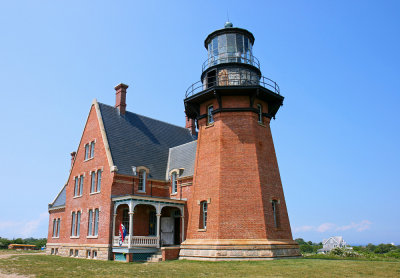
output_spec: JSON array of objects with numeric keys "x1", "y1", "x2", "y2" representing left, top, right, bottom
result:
[{"x1": 112, "y1": 195, "x2": 186, "y2": 249}]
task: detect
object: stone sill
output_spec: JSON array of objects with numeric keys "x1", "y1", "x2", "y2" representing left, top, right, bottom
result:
[
  {"x1": 84, "y1": 157, "x2": 94, "y2": 162},
  {"x1": 205, "y1": 123, "x2": 214, "y2": 129},
  {"x1": 70, "y1": 236, "x2": 80, "y2": 239},
  {"x1": 197, "y1": 229, "x2": 207, "y2": 232},
  {"x1": 73, "y1": 195, "x2": 83, "y2": 199},
  {"x1": 87, "y1": 236, "x2": 99, "y2": 239},
  {"x1": 90, "y1": 191, "x2": 101, "y2": 196}
]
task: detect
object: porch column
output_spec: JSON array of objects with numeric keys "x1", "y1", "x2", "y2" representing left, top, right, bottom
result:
[
  {"x1": 156, "y1": 213, "x2": 161, "y2": 248},
  {"x1": 181, "y1": 216, "x2": 185, "y2": 243},
  {"x1": 128, "y1": 212, "x2": 134, "y2": 248}
]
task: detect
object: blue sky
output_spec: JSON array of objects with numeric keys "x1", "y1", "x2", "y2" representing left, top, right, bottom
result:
[{"x1": 0, "y1": 0, "x2": 399, "y2": 245}]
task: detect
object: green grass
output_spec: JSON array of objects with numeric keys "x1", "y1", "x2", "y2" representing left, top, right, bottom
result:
[{"x1": 0, "y1": 252, "x2": 399, "y2": 277}]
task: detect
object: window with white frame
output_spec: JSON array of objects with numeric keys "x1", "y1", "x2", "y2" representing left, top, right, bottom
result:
[
  {"x1": 76, "y1": 211, "x2": 81, "y2": 236},
  {"x1": 97, "y1": 170, "x2": 102, "y2": 192},
  {"x1": 138, "y1": 170, "x2": 146, "y2": 192},
  {"x1": 94, "y1": 209, "x2": 99, "y2": 236},
  {"x1": 171, "y1": 172, "x2": 177, "y2": 194},
  {"x1": 88, "y1": 209, "x2": 93, "y2": 236},
  {"x1": 71, "y1": 211, "x2": 80, "y2": 237},
  {"x1": 71, "y1": 212, "x2": 76, "y2": 236},
  {"x1": 199, "y1": 201, "x2": 208, "y2": 229},
  {"x1": 52, "y1": 219, "x2": 57, "y2": 237},
  {"x1": 56, "y1": 218, "x2": 60, "y2": 237},
  {"x1": 257, "y1": 103, "x2": 263, "y2": 123},
  {"x1": 207, "y1": 105, "x2": 214, "y2": 125},
  {"x1": 79, "y1": 175, "x2": 84, "y2": 196},
  {"x1": 90, "y1": 141, "x2": 95, "y2": 158},
  {"x1": 74, "y1": 177, "x2": 79, "y2": 197},
  {"x1": 84, "y1": 144, "x2": 89, "y2": 160},
  {"x1": 88, "y1": 208, "x2": 99, "y2": 237},
  {"x1": 90, "y1": 171, "x2": 96, "y2": 193}
]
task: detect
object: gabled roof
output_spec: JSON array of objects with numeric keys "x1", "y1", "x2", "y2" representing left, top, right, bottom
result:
[
  {"x1": 98, "y1": 103, "x2": 195, "y2": 180},
  {"x1": 323, "y1": 236, "x2": 343, "y2": 245},
  {"x1": 166, "y1": 140, "x2": 197, "y2": 179},
  {"x1": 49, "y1": 184, "x2": 66, "y2": 209}
]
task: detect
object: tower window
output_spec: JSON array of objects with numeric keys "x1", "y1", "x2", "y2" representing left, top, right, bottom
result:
[
  {"x1": 257, "y1": 104, "x2": 263, "y2": 123},
  {"x1": 171, "y1": 172, "x2": 177, "y2": 194},
  {"x1": 199, "y1": 201, "x2": 208, "y2": 229},
  {"x1": 207, "y1": 105, "x2": 214, "y2": 125},
  {"x1": 272, "y1": 200, "x2": 280, "y2": 228},
  {"x1": 138, "y1": 170, "x2": 146, "y2": 192}
]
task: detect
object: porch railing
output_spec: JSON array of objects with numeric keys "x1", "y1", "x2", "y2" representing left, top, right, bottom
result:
[{"x1": 113, "y1": 235, "x2": 159, "y2": 248}]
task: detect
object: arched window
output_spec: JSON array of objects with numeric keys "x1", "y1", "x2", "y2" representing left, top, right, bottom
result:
[
  {"x1": 138, "y1": 170, "x2": 146, "y2": 192},
  {"x1": 52, "y1": 219, "x2": 57, "y2": 237},
  {"x1": 257, "y1": 104, "x2": 263, "y2": 123},
  {"x1": 171, "y1": 172, "x2": 177, "y2": 194},
  {"x1": 207, "y1": 105, "x2": 214, "y2": 125},
  {"x1": 84, "y1": 144, "x2": 89, "y2": 160},
  {"x1": 76, "y1": 211, "x2": 81, "y2": 236},
  {"x1": 56, "y1": 218, "x2": 60, "y2": 237},
  {"x1": 90, "y1": 141, "x2": 95, "y2": 158},
  {"x1": 79, "y1": 176, "x2": 84, "y2": 196}
]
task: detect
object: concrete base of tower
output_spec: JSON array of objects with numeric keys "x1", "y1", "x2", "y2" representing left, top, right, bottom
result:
[{"x1": 179, "y1": 239, "x2": 301, "y2": 261}]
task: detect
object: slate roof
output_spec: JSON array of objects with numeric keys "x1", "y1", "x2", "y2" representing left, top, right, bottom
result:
[
  {"x1": 49, "y1": 185, "x2": 66, "y2": 209},
  {"x1": 98, "y1": 103, "x2": 195, "y2": 180},
  {"x1": 166, "y1": 140, "x2": 197, "y2": 179}
]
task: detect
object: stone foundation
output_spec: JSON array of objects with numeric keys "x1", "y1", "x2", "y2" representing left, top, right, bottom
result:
[
  {"x1": 179, "y1": 239, "x2": 301, "y2": 261},
  {"x1": 46, "y1": 243, "x2": 111, "y2": 260}
]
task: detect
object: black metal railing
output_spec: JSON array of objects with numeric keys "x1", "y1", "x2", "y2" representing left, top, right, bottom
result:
[
  {"x1": 185, "y1": 72, "x2": 280, "y2": 99},
  {"x1": 202, "y1": 52, "x2": 260, "y2": 72}
]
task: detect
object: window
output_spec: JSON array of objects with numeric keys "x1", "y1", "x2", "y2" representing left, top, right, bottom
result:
[
  {"x1": 52, "y1": 219, "x2": 57, "y2": 237},
  {"x1": 93, "y1": 250, "x2": 97, "y2": 259},
  {"x1": 138, "y1": 170, "x2": 146, "y2": 192},
  {"x1": 91, "y1": 172, "x2": 96, "y2": 193},
  {"x1": 171, "y1": 172, "x2": 177, "y2": 194},
  {"x1": 79, "y1": 176, "x2": 84, "y2": 196},
  {"x1": 97, "y1": 170, "x2": 102, "y2": 192},
  {"x1": 75, "y1": 249, "x2": 79, "y2": 257},
  {"x1": 76, "y1": 211, "x2": 81, "y2": 237},
  {"x1": 55, "y1": 248, "x2": 58, "y2": 255},
  {"x1": 84, "y1": 144, "x2": 89, "y2": 160},
  {"x1": 94, "y1": 209, "x2": 99, "y2": 236},
  {"x1": 51, "y1": 248, "x2": 54, "y2": 255},
  {"x1": 71, "y1": 212, "x2": 76, "y2": 236},
  {"x1": 70, "y1": 249, "x2": 73, "y2": 256},
  {"x1": 56, "y1": 218, "x2": 60, "y2": 237},
  {"x1": 272, "y1": 200, "x2": 280, "y2": 228},
  {"x1": 207, "y1": 105, "x2": 214, "y2": 125},
  {"x1": 87, "y1": 250, "x2": 91, "y2": 259},
  {"x1": 90, "y1": 141, "x2": 95, "y2": 158},
  {"x1": 74, "y1": 177, "x2": 79, "y2": 197},
  {"x1": 257, "y1": 104, "x2": 263, "y2": 123},
  {"x1": 199, "y1": 201, "x2": 208, "y2": 229},
  {"x1": 88, "y1": 210, "x2": 93, "y2": 236}
]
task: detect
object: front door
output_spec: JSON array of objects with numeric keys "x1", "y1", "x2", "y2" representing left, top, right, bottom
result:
[{"x1": 160, "y1": 217, "x2": 174, "y2": 246}]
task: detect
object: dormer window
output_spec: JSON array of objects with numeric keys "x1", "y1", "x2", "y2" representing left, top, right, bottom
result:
[
  {"x1": 171, "y1": 172, "x2": 177, "y2": 194},
  {"x1": 138, "y1": 170, "x2": 146, "y2": 192}
]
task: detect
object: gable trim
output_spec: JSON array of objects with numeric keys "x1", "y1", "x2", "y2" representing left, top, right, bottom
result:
[{"x1": 93, "y1": 99, "x2": 115, "y2": 171}]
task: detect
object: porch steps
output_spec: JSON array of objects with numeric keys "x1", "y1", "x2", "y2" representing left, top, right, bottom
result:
[{"x1": 146, "y1": 251, "x2": 162, "y2": 262}]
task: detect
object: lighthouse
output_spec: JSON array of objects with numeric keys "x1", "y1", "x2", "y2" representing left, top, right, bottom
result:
[{"x1": 180, "y1": 22, "x2": 300, "y2": 260}]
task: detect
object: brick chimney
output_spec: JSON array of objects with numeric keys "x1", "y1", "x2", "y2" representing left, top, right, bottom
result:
[
  {"x1": 70, "y1": 151, "x2": 76, "y2": 170},
  {"x1": 115, "y1": 83, "x2": 129, "y2": 115},
  {"x1": 185, "y1": 116, "x2": 197, "y2": 135}
]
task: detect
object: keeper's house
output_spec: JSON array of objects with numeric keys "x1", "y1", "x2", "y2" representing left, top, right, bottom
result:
[{"x1": 47, "y1": 22, "x2": 300, "y2": 262}]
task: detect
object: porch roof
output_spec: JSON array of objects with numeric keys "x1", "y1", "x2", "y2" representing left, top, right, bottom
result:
[{"x1": 112, "y1": 194, "x2": 186, "y2": 206}]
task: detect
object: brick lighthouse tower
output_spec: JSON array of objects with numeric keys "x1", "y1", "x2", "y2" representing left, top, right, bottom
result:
[{"x1": 180, "y1": 22, "x2": 300, "y2": 260}]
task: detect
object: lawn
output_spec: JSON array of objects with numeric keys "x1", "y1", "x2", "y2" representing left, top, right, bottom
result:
[{"x1": 0, "y1": 252, "x2": 399, "y2": 277}]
